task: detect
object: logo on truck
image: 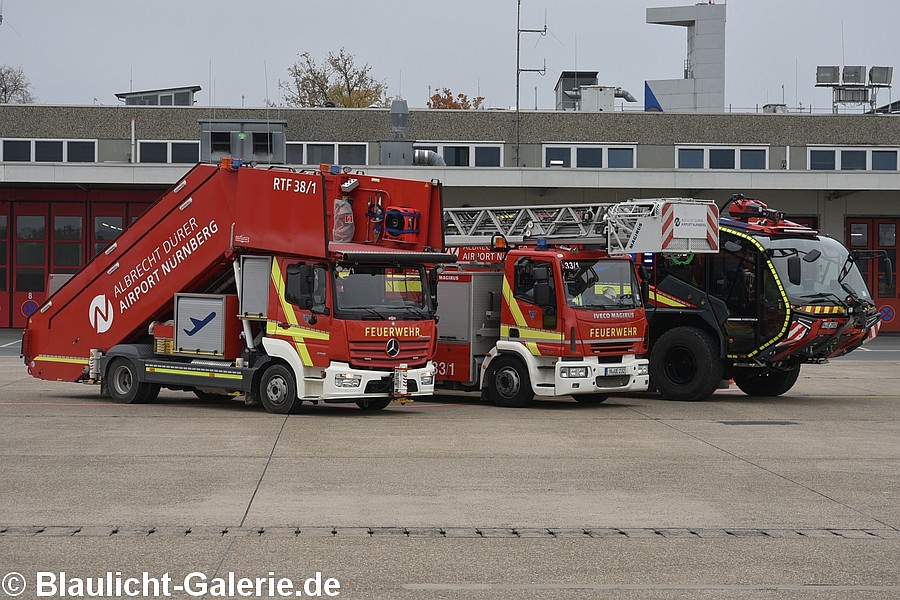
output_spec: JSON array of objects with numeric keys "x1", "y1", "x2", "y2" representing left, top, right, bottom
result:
[
  {"x1": 385, "y1": 338, "x2": 401, "y2": 357},
  {"x1": 88, "y1": 294, "x2": 114, "y2": 334}
]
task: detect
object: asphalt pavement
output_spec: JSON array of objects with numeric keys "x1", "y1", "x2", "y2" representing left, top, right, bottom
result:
[{"x1": 0, "y1": 348, "x2": 898, "y2": 599}]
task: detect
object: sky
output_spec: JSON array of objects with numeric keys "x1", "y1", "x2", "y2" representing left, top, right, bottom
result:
[{"x1": 0, "y1": 0, "x2": 897, "y2": 112}]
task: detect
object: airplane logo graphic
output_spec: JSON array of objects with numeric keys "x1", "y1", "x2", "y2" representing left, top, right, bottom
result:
[{"x1": 183, "y1": 311, "x2": 216, "y2": 336}]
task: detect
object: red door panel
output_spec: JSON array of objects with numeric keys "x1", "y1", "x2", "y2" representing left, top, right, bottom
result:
[
  {"x1": 846, "y1": 218, "x2": 900, "y2": 332},
  {"x1": 12, "y1": 202, "x2": 49, "y2": 328}
]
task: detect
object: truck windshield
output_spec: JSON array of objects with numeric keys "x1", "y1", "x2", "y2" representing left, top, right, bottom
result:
[
  {"x1": 766, "y1": 236, "x2": 873, "y2": 305},
  {"x1": 333, "y1": 265, "x2": 430, "y2": 319},
  {"x1": 562, "y1": 259, "x2": 641, "y2": 309}
]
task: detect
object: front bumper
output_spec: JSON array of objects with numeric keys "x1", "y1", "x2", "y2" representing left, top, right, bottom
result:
[
  {"x1": 320, "y1": 361, "x2": 436, "y2": 401},
  {"x1": 554, "y1": 357, "x2": 650, "y2": 396}
]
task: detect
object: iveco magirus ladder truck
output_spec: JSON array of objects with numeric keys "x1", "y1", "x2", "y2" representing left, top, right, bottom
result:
[
  {"x1": 22, "y1": 159, "x2": 455, "y2": 413},
  {"x1": 435, "y1": 198, "x2": 720, "y2": 406}
]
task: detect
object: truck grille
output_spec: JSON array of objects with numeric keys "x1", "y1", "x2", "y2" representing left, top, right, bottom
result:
[
  {"x1": 589, "y1": 342, "x2": 633, "y2": 357},
  {"x1": 596, "y1": 375, "x2": 631, "y2": 388},
  {"x1": 349, "y1": 340, "x2": 431, "y2": 369}
]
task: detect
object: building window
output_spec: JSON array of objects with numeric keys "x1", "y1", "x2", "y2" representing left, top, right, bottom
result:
[
  {"x1": 210, "y1": 132, "x2": 231, "y2": 154},
  {"x1": 543, "y1": 145, "x2": 635, "y2": 168},
  {"x1": 94, "y1": 216, "x2": 123, "y2": 255},
  {"x1": 872, "y1": 150, "x2": 898, "y2": 171},
  {"x1": 809, "y1": 147, "x2": 899, "y2": 171},
  {"x1": 678, "y1": 146, "x2": 768, "y2": 170},
  {"x1": 3, "y1": 140, "x2": 31, "y2": 161},
  {"x1": 253, "y1": 132, "x2": 273, "y2": 155},
  {"x1": 171, "y1": 142, "x2": 199, "y2": 163},
  {"x1": 678, "y1": 148, "x2": 704, "y2": 169},
  {"x1": 576, "y1": 147, "x2": 603, "y2": 168},
  {"x1": 809, "y1": 150, "x2": 835, "y2": 170},
  {"x1": 545, "y1": 147, "x2": 571, "y2": 167},
  {"x1": 709, "y1": 148, "x2": 735, "y2": 169},
  {"x1": 740, "y1": 149, "x2": 767, "y2": 170},
  {"x1": 841, "y1": 150, "x2": 866, "y2": 171},
  {"x1": 413, "y1": 143, "x2": 502, "y2": 167},
  {"x1": 443, "y1": 146, "x2": 470, "y2": 167},
  {"x1": 35, "y1": 140, "x2": 64, "y2": 162},
  {"x1": 139, "y1": 142, "x2": 168, "y2": 163},
  {"x1": 607, "y1": 148, "x2": 634, "y2": 168},
  {"x1": 473, "y1": 146, "x2": 501, "y2": 167},
  {"x1": 66, "y1": 141, "x2": 96, "y2": 162}
]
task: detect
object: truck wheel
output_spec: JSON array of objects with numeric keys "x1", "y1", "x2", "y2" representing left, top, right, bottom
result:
[
  {"x1": 356, "y1": 398, "x2": 393, "y2": 411},
  {"x1": 259, "y1": 364, "x2": 302, "y2": 414},
  {"x1": 107, "y1": 358, "x2": 158, "y2": 404},
  {"x1": 574, "y1": 393, "x2": 609, "y2": 404},
  {"x1": 733, "y1": 364, "x2": 800, "y2": 397},
  {"x1": 650, "y1": 327, "x2": 722, "y2": 401},
  {"x1": 486, "y1": 355, "x2": 534, "y2": 407}
]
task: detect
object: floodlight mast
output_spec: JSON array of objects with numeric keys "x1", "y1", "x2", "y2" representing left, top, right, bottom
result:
[{"x1": 515, "y1": 0, "x2": 546, "y2": 167}]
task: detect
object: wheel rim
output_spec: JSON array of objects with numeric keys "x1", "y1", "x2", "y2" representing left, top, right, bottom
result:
[
  {"x1": 112, "y1": 365, "x2": 133, "y2": 396},
  {"x1": 495, "y1": 366, "x2": 521, "y2": 399},
  {"x1": 663, "y1": 346, "x2": 696, "y2": 385},
  {"x1": 265, "y1": 375, "x2": 288, "y2": 406}
]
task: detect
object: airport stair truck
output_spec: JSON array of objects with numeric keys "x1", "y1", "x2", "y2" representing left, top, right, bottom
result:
[
  {"x1": 436, "y1": 199, "x2": 720, "y2": 406},
  {"x1": 21, "y1": 159, "x2": 456, "y2": 413},
  {"x1": 634, "y1": 194, "x2": 884, "y2": 400}
]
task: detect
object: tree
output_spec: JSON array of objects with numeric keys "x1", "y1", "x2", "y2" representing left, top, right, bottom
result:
[
  {"x1": 0, "y1": 65, "x2": 36, "y2": 103},
  {"x1": 428, "y1": 88, "x2": 484, "y2": 110},
  {"x1": 280, "y1": 48, "x2": 388, "y2": 108}
]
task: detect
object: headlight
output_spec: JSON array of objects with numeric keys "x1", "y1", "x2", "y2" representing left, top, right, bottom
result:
[
  {"x1": 637, "y1": 364, "x2": 649, "y2": 376},
  {"x1": 560, "y1": 366, "x2": 589, "y2": 379},
  {"x1": 335, "y1": 373, "x2": 362, "y2": 388},
  {"x1": 421, "y1": 370, "x2": 435, "y2": 387}
]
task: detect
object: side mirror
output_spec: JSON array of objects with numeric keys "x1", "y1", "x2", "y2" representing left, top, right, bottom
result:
[
  {"x1": 787, "y1": 255, "x2": 801, "y2": 286},
  {"x1": 723, "y1": 240, "x2": 743, "y2": 253},
  {"x1": 638, "y1": 265, "x2": 651, "y2": 304},
  {"x1": 803, "y1": 249, "x2": 822, "y2": 263}
]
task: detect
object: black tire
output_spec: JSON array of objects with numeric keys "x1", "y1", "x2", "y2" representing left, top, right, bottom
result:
[
  {"x1": 258, "y1": 364, "x2": 302, "y2": 414},
  {"x1": 574, "y1": 393, "x2": 609, "y2": 404},
  {"x1": 356, "y1": 398, "x2": 393, "y2": 411},
  {"x1": 650, "y1": 326, "x2": 723, "y2": 401},
  {"x1": 106, "y1": 358, "x2": 158, "y2": 404},
  {"x1": 733, "y1": 364, "x2": 801, "y2": 397},
  {"x1": 485, "y1": 355, "x2": 534, "y2": 407}
]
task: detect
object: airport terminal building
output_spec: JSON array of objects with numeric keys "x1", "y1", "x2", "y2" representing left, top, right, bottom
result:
[{"x1": 0, "y1": 0, "x2": 897, "y2": 330}]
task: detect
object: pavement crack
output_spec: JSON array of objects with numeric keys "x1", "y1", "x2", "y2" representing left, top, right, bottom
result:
[{"x1": 239, "y1": 414, "x2": 288, "y2": 528}]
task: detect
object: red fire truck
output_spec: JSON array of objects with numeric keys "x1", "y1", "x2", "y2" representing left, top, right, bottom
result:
[
  {"x1": 436, "y1": 196, "x2": 882, "y2": 404},
  {"x1": 21, "y1": 159, "x2": 455, "y2": 413},
  {"x1": 435, "y1": 199, "x2": 720, "y2": 406}
]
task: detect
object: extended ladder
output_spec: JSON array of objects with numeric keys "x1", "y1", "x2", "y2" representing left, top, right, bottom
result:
[{"x1": 443, "y1": 198, "x2": 720, "y2": 255}]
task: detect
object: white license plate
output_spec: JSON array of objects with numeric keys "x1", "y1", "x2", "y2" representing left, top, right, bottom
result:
[{"x1": 604, "y1": 367, "x2": 627, "y2": 376}]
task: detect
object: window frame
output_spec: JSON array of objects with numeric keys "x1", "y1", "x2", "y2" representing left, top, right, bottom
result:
[
  {"x1": 807, "y1": 146, "x2": 900, "y2": 171},
  {"x1": 541, "y1": 144, "x2": 636, "y2": 169},
  {"x1": 676, "y1": 145, "x2": 769, "y2": 170},
  {"x1": 413, "y1": 142, "x2": 504, "y2": 167},
  {"x1": 287, "y1": 142, "x2": 369, "y2": 166}
]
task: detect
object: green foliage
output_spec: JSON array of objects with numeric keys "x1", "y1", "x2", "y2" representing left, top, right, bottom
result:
[{"x1": 280, "y1": 48, "x2": 388, "y2": 108}]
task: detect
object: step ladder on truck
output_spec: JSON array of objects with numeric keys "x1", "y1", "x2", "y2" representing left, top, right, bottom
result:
[
  {"x1": 436, "y1": 198, "x2": 720, "y2": 406},
  {"x1": 21, "y1": 159, "x2": 456, "y2": 413}
]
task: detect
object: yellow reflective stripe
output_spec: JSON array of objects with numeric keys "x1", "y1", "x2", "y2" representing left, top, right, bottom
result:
[
  {"x1": 500, "y1": 324, "x2": 564, "y2": 342},
  {"x1": 265, "y1": 320, "x2": 330, "y2": 341},
  {"x1": 270, "y1": 261, "x2": 313, "y2": 366},
  {"x1": 34, "y1": 355, "x2": 89, "y2": 365},
  {"x1": 146, "y1": 366, "x2": 242, "y2": 380},
  {"x1": 720, "y1": 227, "x2": 791, "y2": 359},
  {"x1": 649, "y1": 290, "x2": 689, "y2": 308},
  {"x1": 501, "y1": 276, "x2": 527, "y2": 327}
]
